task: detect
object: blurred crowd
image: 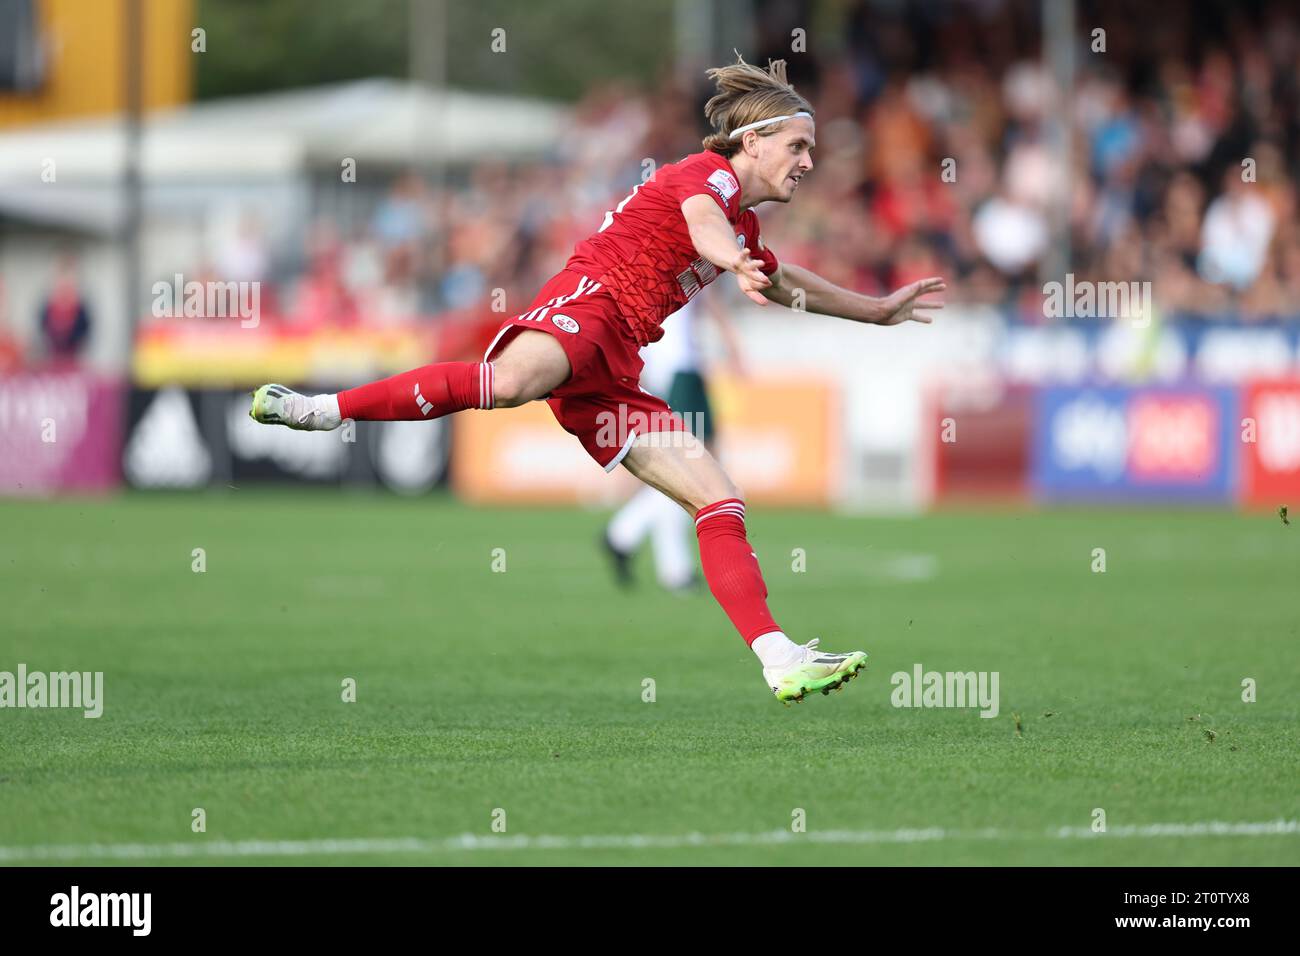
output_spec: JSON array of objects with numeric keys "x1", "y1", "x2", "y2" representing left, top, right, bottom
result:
[
  {"x1": 746, "y1": 0, "x2": 1300, "y2": 323},
  {"x1": 0, "y1": 256, "x2": 92, "y2": 373},
  {"x1": 8, "y1": 0, "x2": 1296, "y2": 372},
  {"x1": 305, "y1": 0, "x2": 1299, "y2": 330}
]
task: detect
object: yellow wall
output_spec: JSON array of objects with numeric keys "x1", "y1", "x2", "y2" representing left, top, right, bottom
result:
[{"x1": 0, "y1": 0, "x2": 192, "y2": 129}]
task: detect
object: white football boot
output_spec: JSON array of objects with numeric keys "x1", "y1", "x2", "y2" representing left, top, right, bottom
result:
[
  {"x1": 763, "y1": 638, "x2": 868, "y2": 705},
  {"x1": 248, "y1": 384, "x2": 341, "y2": 431}
]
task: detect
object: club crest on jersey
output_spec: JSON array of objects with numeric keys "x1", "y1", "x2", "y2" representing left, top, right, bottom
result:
[
  {"x1": 552, "y1": 314, "x2": 580, "y2": 334},
  {"x1": 707, "y1": 168, "x2": 739, "y2": 202}
]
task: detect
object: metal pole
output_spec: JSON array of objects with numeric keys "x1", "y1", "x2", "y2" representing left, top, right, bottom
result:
[
  {"x1": 409, "y1": 0, "x2": 446, "y2": 280},
  {"x1": 1042, "y1": 0, "x2": 1075, "y2": 287},
  {"x1": 122, "y1": 0, "x2": 143, "y2": 344},
  {"x1": 675, "y1": 0, "x2": 712, "y2": 82}
]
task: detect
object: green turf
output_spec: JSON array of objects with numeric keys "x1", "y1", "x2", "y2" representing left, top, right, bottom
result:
[{"x1": 1, "y1": 491, "x2": 1296, "y2": 865}]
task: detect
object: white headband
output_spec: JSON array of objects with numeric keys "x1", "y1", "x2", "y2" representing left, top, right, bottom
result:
[{"x1": 728, "y1": 111, "x2": 812, "y2": 140}]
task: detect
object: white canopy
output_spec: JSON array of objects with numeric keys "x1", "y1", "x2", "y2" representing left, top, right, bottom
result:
[{"x1": 0, "y1": 79, "x2": 569, "y2": 229}]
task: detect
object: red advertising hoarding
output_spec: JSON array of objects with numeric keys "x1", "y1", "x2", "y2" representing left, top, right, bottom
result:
[{"x1": 1240, "y1": 379, "x2": 1300, "y2": 506}]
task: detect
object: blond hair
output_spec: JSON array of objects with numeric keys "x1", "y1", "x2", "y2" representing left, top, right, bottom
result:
[{"x1": 702, "y1": 54, "x2": 814, "y2": 157}]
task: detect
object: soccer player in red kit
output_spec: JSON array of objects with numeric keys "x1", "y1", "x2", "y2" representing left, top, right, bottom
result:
[{"x1": 250, "y1": 56, "x2": 944, "y2": 703}]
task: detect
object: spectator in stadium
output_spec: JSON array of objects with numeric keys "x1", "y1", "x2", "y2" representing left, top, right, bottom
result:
[
  {"x1": 38, "y1": 253, "x2": 92, "y2": 365},
  {"x1": 293, "y1": 222, "x2": 361, "y2": 329},
  {"x1": 1199, "y1": 166, "x2": 1277, "y2": 290},
  {"x1": 0, "y1": 277, "x2": 23, "y2": 374}
]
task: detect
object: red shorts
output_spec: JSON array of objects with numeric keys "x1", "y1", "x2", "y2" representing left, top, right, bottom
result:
[{"x1": 484, "y1": 269, "x2": 687, "y2": 471}]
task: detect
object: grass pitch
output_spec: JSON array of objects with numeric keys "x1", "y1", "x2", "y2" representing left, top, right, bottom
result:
[{"x1": 1, "y1": 492, "x2": 1296, "y2": 865}]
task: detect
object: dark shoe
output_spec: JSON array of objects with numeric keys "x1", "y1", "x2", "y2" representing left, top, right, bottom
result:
[{"x1": 600, "y1": 530, "x2": 635, "y2": 588}]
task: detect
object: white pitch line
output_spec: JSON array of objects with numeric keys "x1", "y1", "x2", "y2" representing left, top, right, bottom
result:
[{"x1": 0, "y1": 820, "x2": 1295, "y2": 862}]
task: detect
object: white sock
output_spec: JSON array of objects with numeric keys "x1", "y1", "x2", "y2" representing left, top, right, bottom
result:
[
  {"x1": 316, "y1": 393, "x2": 343, "y2": 429},
  {"x1": 607, "y1": 485, "x2": 661, "y2": 553},
  {"x1": 650, "y1": 489, "x2": 693, "y2": 588},
  {"x1": 752, "y1": 630, "x2": 802, "y2": 668}
]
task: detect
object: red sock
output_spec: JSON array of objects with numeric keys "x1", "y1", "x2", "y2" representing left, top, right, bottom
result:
[
  {"x1": 336, "y1": 362, "x2": 494, "y2": 421},
  {"x1": 694, "y1": 498, "x2": 780, "y2": 645}
]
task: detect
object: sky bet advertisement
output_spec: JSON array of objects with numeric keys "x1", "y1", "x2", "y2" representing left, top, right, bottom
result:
[{"x1": 1032, "y1": 385, "x2": 1241, "y2": 502}]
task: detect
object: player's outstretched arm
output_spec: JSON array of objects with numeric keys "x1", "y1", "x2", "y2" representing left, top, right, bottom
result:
[
  {"x1": 681, "y1": 195, "x2": 773, "y2": 306},
  {"x1": 764, "y1": 262, "x2": 946, "y2": 326}
]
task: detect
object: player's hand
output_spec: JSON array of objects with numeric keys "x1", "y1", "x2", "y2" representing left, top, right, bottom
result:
[
  {"x1": 732, "y1": 248, "x2": 772, "y2": 306},
  {"x1": 877, "y1": 277, "x2": 946, "y2": 325}
]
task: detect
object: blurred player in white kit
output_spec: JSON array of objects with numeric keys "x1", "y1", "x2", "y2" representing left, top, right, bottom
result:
[{"x1": 601, "y1": 290, "x2": 745, "y2": 593}]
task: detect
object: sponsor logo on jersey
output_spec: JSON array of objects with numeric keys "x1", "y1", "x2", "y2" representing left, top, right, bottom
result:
[
  {"x1": 552, "y1": 314, "x2": 580, "y2": 333},
  {"x1": 706, "y1": 168, "x2": 739, "y2": 202},
  {"x1": 676, "y1": 256, "x2": 719, "y2": 300}
]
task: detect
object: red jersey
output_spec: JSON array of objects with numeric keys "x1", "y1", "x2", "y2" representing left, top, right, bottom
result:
[{"x1": 565, "y1": 151, "x2": 779, "y2": 347}]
